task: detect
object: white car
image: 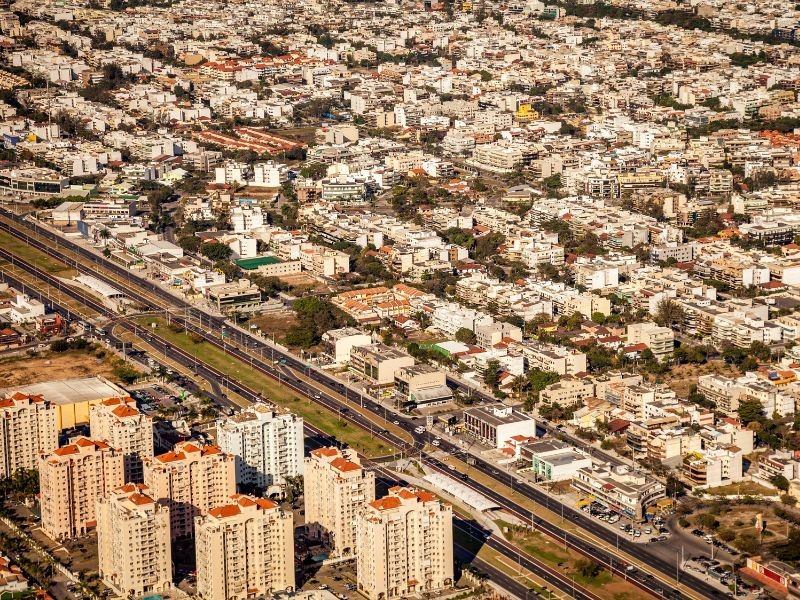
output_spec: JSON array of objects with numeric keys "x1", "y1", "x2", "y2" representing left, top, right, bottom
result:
[{"x1": 432, "y1": 440, "x2": 440, "y2": 446}]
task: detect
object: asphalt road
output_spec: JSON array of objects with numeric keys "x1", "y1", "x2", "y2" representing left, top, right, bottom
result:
[{"x1": 0, "y1": 208, "x2": 732, "y2": 600}]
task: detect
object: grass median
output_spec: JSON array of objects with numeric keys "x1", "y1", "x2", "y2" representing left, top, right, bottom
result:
[
  {"x1": 0, "y1": 230, "x2": 76, "y2": 276},
  {"x1": 136, "y1": 317, "x2": 396, "y2": 458}
]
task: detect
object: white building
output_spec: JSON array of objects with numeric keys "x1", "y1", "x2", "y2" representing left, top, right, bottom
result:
[{"x1": 216, "y1": 404, "x2": 304, "y2": 488}]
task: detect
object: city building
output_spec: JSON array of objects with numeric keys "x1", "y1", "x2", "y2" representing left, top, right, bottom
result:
[
  {"x1": 321, "y1": 327, "x2": 372, "y2": 364},
  {"x1": 195, "y1": 494, "x2": 295, "y2": 600},
  {"x1": 0, "y1": 392, "x2": 58, "y2": 478},
  {"x1": 394, "y1": 365, "x2": 453, "y2": 409},
  {"x1": 356, "y1": 486, "x2": 453, "y2": 600},
  {"x1": 572, "y1": 465, "x2": 665, "y2": 520},
  {"x1": 143, "y1": 441, "x2": 236, "y2": 539},
  {"x1": 463, "y1": 404, "x2": 536, "y2": 449},
  {"x1": 521, "y1": 439, "x2": 592, "y2": 481},
  {"x1": 39, "y1": 438, "x2": 125, "y2": 540},
  {"x1": 305, "y1": 447, "x2": 375, "y2": 557},
  {"x1": 350, "y1": 343, "x2": 415, "y2": 386},
  {"x1": 217, "y1": 404, "x2": 304, "y2": 488},
  {"x1": 90, "y1": 397, "x2": 154, "y2": 483},
  {"x1": 96, "y1": 484, "x2": 172, "y2": 598}
]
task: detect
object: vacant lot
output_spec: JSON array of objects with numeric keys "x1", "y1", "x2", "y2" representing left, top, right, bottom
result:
[
  {"x1": 647, "y1": 359, "x2": 740, "y2": 396},
  {"x1": 689, "y1": 501, "x2": 792, "y2": 554},
  {"x1": 0, "y1": 349, "x2": 117, "y2": 387},
  {"x1": 249, "y1": 312, "x2": 300, "y2": 344}
]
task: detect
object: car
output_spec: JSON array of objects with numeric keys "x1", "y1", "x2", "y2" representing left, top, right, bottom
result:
[
  {"x1": 633, "y1": 530, "x2": 641, "y2": 537},
  {"x1": 644, "y1": 527, "x2": 652, "y2": 534},
  {"x1": 691, "y1": 529, "x2": 704, "y2": 537},
  {"x1": 448, "y1": 464, "x2": 456, "y2": 470},
  {"x1": 491, "y1": 469, "x2": 499, "y2": 475},
  {"x1": 649, "y1": 537, "x2": 659, "y2": 543},
  {"x1": 393, "y1": 420, "x2": 400, "y2": 425},
  {"x1": 432, "y1": 440, "x2": 440, "y2": 446}
]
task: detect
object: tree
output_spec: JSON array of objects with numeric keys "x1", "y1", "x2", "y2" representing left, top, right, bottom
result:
[
  {"x1": 771, "y1": 474, "x2": 790, "y2": 492},
  {"x1": 299, "y1": 162, "x2": 328, "y2": 180},
  {"x1": 178, "y1": 235, "x2": 201, "y2": 253},
  {"x1": 654, "y1": 298, "x2": 684, "y2": 329},
  {"x1": 200, "y1": 242, "x2": 233, "y2": 261},
  {"x1": 575, "y1": 559, "x2": 601, "y2": 580},
  {"x1": 591, "y1": 311, "x2": 607, "y2": 324},
  {"x1": 737, "y1": 398, "x2": 764, "y2": 425},
  {"x1": 697, "y1": 513, "x2": 719, "y2": 531},
  {"x1": 483, "y1": 359, "x2": 501, "y2": 389},
  {"x1": 455, "y1": 328, "x2": 477, "y2": 344}
]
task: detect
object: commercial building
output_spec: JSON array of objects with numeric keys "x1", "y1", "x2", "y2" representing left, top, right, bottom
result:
[
  {"x1": 144, "y1": 441, "x2": 236, "y2": 539},
  {"x1": 0, "y1": 392, "x2": 58, "y2": 478},
  {"x1": 463, "y1": 404, "x2": 536, "y2": 449},
  {"x1": 321, "y1": 327, "x2": 372, "y2": 364},
  {"x1": 394, "y1": 365, "x2": 453, "y2": 408},
  {"x1": 572, "y1": 465, "x2": 665, "y2": 521},
  {"x1": 521, "y1": 439, "x2": 592, "y2": 482},
  {"x1": 0, "y1": 376, "x2": 128, "y2": 430},
  {"x1": 90, "y1": 397, "x2": 153, "y2": 483},
  {"x1": 205, "y1": 279, "x2": 262, "y2": 314},
  {"x1": 39, "y1": 438, "x2": 125, "y2": 540},
  {"x1": 304, "y1": 447, "x2": 375, "y2": 557},
  {"x1": 350, "y1": 343, "x2": 415, "y2": 386},
  {"x1": 356, "y1": 486, "x2": 453, "y2": 600},
  {"x1": 195, "y1": 494, "x2": 295, "y2": 600},
  {"x1": 0, "y1": 167, "x2": 70, "y2": 196},
  {"x1": 216, "y1": 405, "x2": 304, "y2": 488},
  {"x1": 96, "y1": 484, "x2": 172, "y2": 599}
]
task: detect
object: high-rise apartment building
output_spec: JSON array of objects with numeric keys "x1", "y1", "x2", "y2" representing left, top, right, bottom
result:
[
  {"x1": 0, "y1": 392, "x2": 58, "y2": 478},
  {"x1": 90, "y1": 397, "x2": 154, "y2": 483},
  {"x1": 356, "y1": 486, "x2": 454, "y2": 600},
  {"x1": 305, "y1": 447, "x2": 375, "y2": 557},
  {"x1": 96, "y1": 484, "x2": 172, "y2": 598},
  {"x1": 195, "y1": 494, "x2": 294, "y2": 600},
  {"x1": 143, "y1": 441, "x2": 236, "y2": 539},
  {"x1": 216, "y1": 404, "x2": 304, "y2": 488},
  {"x1": 39, "y1": 438, "x2": 125, "y2": 540}
]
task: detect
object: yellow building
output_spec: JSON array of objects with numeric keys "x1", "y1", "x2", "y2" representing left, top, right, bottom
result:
[{"x1": 0, "y1": 376, "x2": 129, "y2": 430}]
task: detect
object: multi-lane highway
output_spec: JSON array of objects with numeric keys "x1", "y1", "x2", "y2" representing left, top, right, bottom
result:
[{"x1": 0, "y1": 208, "x2": 730, "y2": 600}]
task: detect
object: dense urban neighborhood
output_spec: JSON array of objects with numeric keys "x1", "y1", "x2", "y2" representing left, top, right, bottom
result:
[{"x1": 4, "y1": 0, "x2": 800, "y2": 599}]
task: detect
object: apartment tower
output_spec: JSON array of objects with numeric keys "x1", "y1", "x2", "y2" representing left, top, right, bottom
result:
[
  {"x1": 304, "y1": 446, "x2": 375, "y2": 557},
  {"x1": 356, "y1": 486, "x2": 454, "y2": 600},
  {"x1": 39, "y1": 437, "x2": 125, "y2": 540},
  {"x1": 195, "y1": 494, "x2": 294, "y2": 599},
  {"x1": 96, "y1": 484, "x2": 172, "y2": 598},
  {"x1": 0, "y1": 392, "x2": 57, "y2": 478},
  {"x1": 216, "y1": 404, "x2": 304, "y2": 488},
  {"x1": 90, "y1": 397, "x2": 154, "y2": 483},
  {"x1": 143, "y1": 441, "x2": 236, "y2": 539}
]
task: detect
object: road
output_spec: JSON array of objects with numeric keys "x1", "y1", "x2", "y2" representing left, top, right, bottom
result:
[{"x1": 0, "y1": 207, "x2": 730, "y2": 600}]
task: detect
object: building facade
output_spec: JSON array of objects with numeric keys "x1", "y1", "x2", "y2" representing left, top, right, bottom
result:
[
  {"x1": 96, "y1": 484, "x2": 172, "y2": 598},
  {"x1": 0, "y1": 392, "x2": 58, "y2": 478},
  {"x1": 216, "y1": 405, "x2": 304, "y2": 488},
  {"x1": 356, "y1": 486, "x2": 453, "y2": 600},
  {"x1": 195, "y1": 494, "x2": 295, "y2": 600},
  {"x1": 39, "y1": 438, "x2": 125, "y2": 540},
  {"x1": 304, "y1": 447, "x2": 375, "y2": 557},
  {"x1": 143, "y1": 441, "x2": 236, "y2": 539}
]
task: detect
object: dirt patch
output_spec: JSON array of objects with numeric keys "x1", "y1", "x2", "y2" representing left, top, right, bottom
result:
[
  {"x1": 0, "y1": 350, "x2": 118, "y2": 387},
  {"x1": 249, "y1": 312, "x2": 300, "y2": 344},
  {"x1": 646, "y1": 359, "x2": 740, "y2": 396}
]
